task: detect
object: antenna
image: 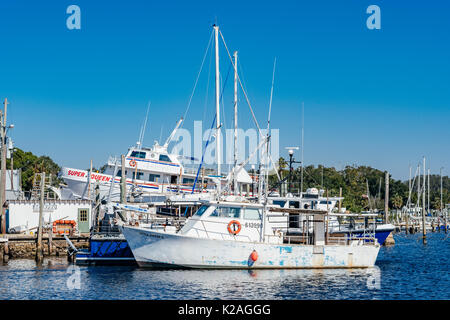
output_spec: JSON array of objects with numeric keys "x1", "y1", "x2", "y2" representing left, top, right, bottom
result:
[{"x1": 138, "y1": 101, "x2": 151, "y2": 149}]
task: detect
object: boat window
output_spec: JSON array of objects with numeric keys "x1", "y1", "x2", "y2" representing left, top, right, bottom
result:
[
  {"x1": 289, "y1": 201, "x2": 300, "y2": 208},
  {"x1": 130, "y1": 151, "x2": 146, "y2": 159},
  {"x1": 170, "y1": 175, "x2": 177, "y2": 184},
  {"x1": 194, "y1": 205, "x2": 209, "y2": 217},
  {"x1": 149, "y1": 174, "x2": 160, "y2": 182},
  {"x1": 133, "y1": 172, "x2": 144, "y2": 180},
  {"x1": 243, "y1": 208, "x2": 261, "y2": 220},
  {"x1": 183, "y1": 178, "x2": 195, "y2": 185},
  {"x1": 116, "y1": 170, "x2": 127, "y2": 177},
  {"x1": 272, "y1": 200, "x2": 286, "y2": 207},
  {"x1": 209, "y1": 207, "x2": 241, "y2": 218},
  {"x1": 159, "y1": 154, "x2": 171, "y2": 162},
  {"x1": 319, "y1": 200, "x2": 332, "y2": 205}
]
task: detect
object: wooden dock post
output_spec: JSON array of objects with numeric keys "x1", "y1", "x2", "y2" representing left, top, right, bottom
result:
[
  {"x1": 384, "y1": 171, "x2": 389, "y2": 223},
  {"x1": 405, "y1": 211, "x2": 409, "y2": 234},
  {"x1": 36, "y1": 172, "x2": 45, "y2": 263},
  {"x1": 2, "y1": 240, "x2": 8, "y2": 263},
  {"x1": 47, "y1": 214, "x2": 53, "y2": 255}
]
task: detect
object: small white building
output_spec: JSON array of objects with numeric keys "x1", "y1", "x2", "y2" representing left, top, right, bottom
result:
[
  {"x1": 5, "y1": 170, "x2": 24, "y2": 200},
  {"x1": 6, "y1": 199, "x2": 92, "y2": 234}
]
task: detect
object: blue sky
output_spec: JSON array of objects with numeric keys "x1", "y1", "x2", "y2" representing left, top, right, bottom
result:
[{"x1": 0, "y1": 0, "x2": 448, "y2": 180}]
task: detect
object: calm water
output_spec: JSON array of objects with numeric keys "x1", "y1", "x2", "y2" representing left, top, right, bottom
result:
[{"x1": 0, "y1": 232, "x2": 448, "y2": 300}]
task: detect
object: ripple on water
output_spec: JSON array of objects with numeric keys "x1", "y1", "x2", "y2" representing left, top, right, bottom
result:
[{"x1": 0, "y1": 233, "x2": 448, "y2": 300}]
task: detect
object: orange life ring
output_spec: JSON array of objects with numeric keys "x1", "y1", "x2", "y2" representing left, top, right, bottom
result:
[
  {"x1": 227, "y1": 220, "x2": 241, "y2": 235},
  {"x1": 129, "y1": 159, "x2": 137, "y2": 167}
]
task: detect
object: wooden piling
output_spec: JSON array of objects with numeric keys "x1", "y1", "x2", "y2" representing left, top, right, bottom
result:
[
  {"x1": 3, "y1": 240, "x2": 8, "y2": 263},
  {"x1": 384, "y1": 171, "x2": 389, "y2": 223},
  {"x1": 35, "y1": 172, "x2": 45, "y2": 263},
  {"x1": 405, "y1": 211, "x2": 409, "y2": 234},
  {"x1": 48, "y1": 221, "x2": 53, "y2": 255}
]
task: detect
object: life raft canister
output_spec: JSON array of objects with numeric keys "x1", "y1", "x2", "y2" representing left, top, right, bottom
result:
[
  {"x1": 227, "y1": 220, "x2": 241, "y2": 235},
  {"x1": 129, "y1": 159, "x2": 137, "y2": 167}
]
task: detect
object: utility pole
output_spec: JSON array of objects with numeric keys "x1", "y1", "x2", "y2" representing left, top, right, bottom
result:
[
  {"x1": 36, "y1": 172, "x2": 45, "y2": 263},
  {"x1": 0, "y1": 98, "x2": 8, "y2": 235},
  {"x1": 120, "y1": 155, "x2": 126, "y2": 203},
  {"x1": 87, "y1": 159, "x2": 92, "y2": 199},
  {"x1": 422, "y1": 157, "x2": 427, "y2": 244},
  {"x1": 384, "y1": 171, "x2": 389, "y2": 223}
]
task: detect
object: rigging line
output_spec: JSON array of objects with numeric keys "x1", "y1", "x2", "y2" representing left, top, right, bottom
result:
[
  {"x1": 219, "y1": 30, "x2": 281, "y2": 181},
  {"x1": 202, "y1": 38, "x2": 214, "y2": 123},
  {"x1": 219, "y1": 61, "x2": 233, "y2": 132},
  {"x1": 180, "y1": 29, "x2": 214, "y2": 129},
  {"x1": 191, "y1": 114, "x2": 216, "y2": 194},
  {"x1": 139, "y1": 101, "x2": 151, "y2": 147},
  {"x1": 264, "y1": 57, "x2": 276, "y2": 191},
  {"x1": 191, "y1": 62, "x2": 233, "y2": 193}
]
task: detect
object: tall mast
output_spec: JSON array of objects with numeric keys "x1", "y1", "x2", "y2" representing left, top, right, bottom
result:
[
  {"x1": 422, "y1": 157, "x2": 427, "y2": 243},
  {"x1": 214, "y1": 25, "x2": 221, "y2": 195},
  {"x1": 300, "y1": 102, "x2": 304, "y2": 197},
  {"x1": 408, "y1": 165, "x2": 412, "y2": 211},
  {"x1": 427, "y1": 169, "x2": 430, "y2": 214},
  {"x1": 441, "y1": 167, "x2": 444, "y2": 213},
  {"x1": 233, "y1": 51, "x2": 238, "y2": 195}
]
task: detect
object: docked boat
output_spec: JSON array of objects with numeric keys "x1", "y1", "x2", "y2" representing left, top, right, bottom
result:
[
  {"x1": 121, "y1": 199, "x2": 380, "y2": 269},
  {"x1": 59, "y1": 119, "x2": 252, "y2": 202}
]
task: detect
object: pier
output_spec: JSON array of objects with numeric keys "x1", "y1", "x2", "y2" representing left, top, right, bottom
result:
[{"x1": 0, "y1": 234, "x2": 88, "y2": 261}]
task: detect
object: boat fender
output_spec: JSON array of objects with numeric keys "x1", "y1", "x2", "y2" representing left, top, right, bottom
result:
[{"x1": 250, "y1": 250, "x2": 258, "y2": 262}]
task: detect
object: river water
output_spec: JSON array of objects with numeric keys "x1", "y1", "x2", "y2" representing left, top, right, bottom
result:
[{"x1": 0, "y1": 232, "x2": 448, "y2": 300}]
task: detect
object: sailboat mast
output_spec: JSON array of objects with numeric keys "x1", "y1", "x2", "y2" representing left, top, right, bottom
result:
[
  {"x1": 233, "y1": 51, "x2": 238, "y2": 195},
  {"x1": 214, "y1": 25, "x2": 222, "y2": 195},
  {"x1": 300, "y1": 102, "x2": 304, "y2": 196}
]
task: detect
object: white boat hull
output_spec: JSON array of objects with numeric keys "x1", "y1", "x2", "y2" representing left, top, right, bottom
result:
[{"x1": 121, "y1": 226, "x2": 380, "y2": 269}]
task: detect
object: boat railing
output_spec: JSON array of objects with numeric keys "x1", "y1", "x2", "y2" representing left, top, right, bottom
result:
[{"x1": 188, "y1": 219, "x2": 254, "y2": 242}]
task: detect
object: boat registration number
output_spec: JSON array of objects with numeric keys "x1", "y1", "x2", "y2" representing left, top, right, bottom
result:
[{"x1": 244, "y1": 222, "x2": 261, "y2": 229}]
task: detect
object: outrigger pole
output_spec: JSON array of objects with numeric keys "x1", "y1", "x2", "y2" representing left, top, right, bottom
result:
[{"x1": 163, "y1": 117, "x2": 183, "y2": 149}]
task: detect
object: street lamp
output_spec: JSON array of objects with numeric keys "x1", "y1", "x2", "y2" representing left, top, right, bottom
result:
[{"x1": 285, "y1": 147, "x2": 300, "y2": 195}]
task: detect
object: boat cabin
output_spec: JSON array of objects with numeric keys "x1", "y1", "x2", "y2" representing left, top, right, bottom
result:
[{"x1": 179, "y1": 201, "x2": 328, "y2": 246}]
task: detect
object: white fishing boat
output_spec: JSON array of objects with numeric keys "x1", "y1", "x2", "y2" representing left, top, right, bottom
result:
[{"x1": 120, "y1": 198, "x2": 380, "y2": 268}]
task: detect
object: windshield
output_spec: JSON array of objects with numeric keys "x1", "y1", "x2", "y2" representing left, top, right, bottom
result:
[{"x1": 194, "y1": 205, "x2": 209, "y2": 216}]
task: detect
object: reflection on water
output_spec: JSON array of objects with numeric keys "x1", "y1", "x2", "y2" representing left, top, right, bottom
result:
[{"x1": 0, "y1": 233, "x2": 448, "y2": 300}]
